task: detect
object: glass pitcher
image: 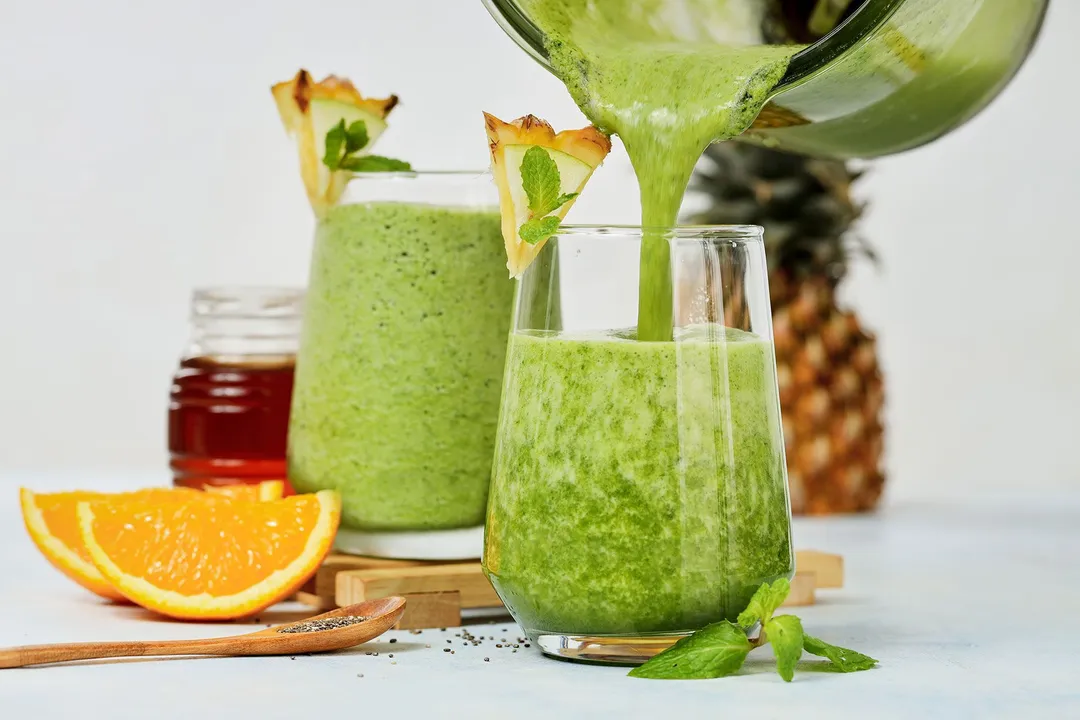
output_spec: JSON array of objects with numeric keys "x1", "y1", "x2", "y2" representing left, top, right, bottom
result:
[{"x1": 482, "y1": 0, "x2": 1048, "y2": 158}]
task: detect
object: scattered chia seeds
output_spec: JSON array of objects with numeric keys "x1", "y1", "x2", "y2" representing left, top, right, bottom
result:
[
  {"x1": 443, "y1": 648, "x2": 451, "y2": 653},
  {"x1": 484, "y1": 657, "x2": 490, "y2": 662},
  {"x1": 279, "y1": 615, "x2": 369, "y2": 634},
  {"x1": 389, "y1": 638, "x2": 397, "y2": 644}
]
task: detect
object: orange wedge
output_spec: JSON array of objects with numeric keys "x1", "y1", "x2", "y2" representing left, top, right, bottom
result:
[
  {"x1": 77, "y1": 490, "x2": 341, "y2": 620},
  {"x1": 20, "y1": 483, "x2": 286, "y2": 600},
  {"x1": 204, "y1": 480, "x2": 285, "y2": 502},
  {"x1": 19, "y1": 487, "x2": 199, "y2": 601}
]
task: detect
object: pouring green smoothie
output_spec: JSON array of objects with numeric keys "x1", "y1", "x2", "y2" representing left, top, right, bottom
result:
[{"x1": 514, "y1": 0, "x2": 801, "y2": 340}]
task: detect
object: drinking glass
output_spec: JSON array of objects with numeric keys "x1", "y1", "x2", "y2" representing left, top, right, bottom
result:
[
  {"x1": 288, "y1": 171, "x2": 513, "y2": 559},
  {"x1": 483, "y1": 225, "x2": 793, "y2": 663}
]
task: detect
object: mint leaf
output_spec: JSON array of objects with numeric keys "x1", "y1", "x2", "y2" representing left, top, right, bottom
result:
[
  {"x1": 518, "y1": 216, "x2": 561, "y2": 245},
  {"x1": 517, "y1": 148, "x2": 581, "y2": 243},
  {"x1": 765, "y1": 615, "x2": 804, "y2": 682},
  {"x1": 520, "y1": 146, "x2": 562, "y2": 217},
  {"x1": 344, "y1": 120, "x2": 369, "y2": 154},
  {"x1": 803, "y1": 635, "x2": 878, "y2": 672},
  {"x1": 322, "y1": 120, "x2": 408, "y2": 173},
  {"x1": 737, "y1": 577, "x2": 791, "y2": 628},
  {"x1": 628, "y1": 621, "x2": 752, "y2": 680},
  {"x1": 339, "y1": 155, "x2": 412, "y2": 172},
  {"x1": 551, "y1": 191, "x2": 579, "y2": 211},
  {"x1": 323, "y1": 119, "x2": 348, "y2": 170}
]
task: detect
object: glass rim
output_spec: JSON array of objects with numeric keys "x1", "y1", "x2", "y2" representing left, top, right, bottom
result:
[{"x1": 557, "y1": 224, "x2": 764, "y2": 240}]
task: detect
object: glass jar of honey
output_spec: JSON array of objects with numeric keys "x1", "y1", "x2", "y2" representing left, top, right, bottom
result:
[{"x1": 168, "y1": 287, "x2": 303, "y2": 492}]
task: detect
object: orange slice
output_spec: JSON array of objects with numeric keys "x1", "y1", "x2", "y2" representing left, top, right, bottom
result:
[
  {"x1": 19, "y1": 487, "x2": 200, "y2": 601},
  {"x1": 204, "y1": 480, "x2": 285, "y2": 502},
  {"x1": 77, "y1": 490, "x2": 341, "y2": 620}
]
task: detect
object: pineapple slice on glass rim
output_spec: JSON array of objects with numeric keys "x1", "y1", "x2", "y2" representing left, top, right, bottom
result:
[
  {"x1": 484, "y1": 112, "x2": 611, "y2": 277},
  {"x1": 273, "y1": 69, "x2": 399, "y2": 214}
]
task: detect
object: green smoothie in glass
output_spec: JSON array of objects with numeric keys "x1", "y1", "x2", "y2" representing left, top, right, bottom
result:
[
  {"x1": 288, "y1": 177, "x2": 513, "y2": 532},
  {"x1": 486, "y1": 324, "x2": 791, "y2": 636}
]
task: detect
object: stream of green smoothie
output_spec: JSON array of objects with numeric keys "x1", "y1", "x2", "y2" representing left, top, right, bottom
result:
[{"x1": 519, "y1": 0, "x2": 800, "y2": 341}]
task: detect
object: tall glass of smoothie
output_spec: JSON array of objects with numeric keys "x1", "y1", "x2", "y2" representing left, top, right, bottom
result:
[
  {"x1": 288, "y1": 171, "x2": 513, "y2": 558},
  {"x1": 484, "y1": 225, "x2": 793, "y2": 664}
]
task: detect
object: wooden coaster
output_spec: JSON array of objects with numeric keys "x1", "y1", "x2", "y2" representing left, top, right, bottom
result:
[{"x1": 294, "y1": 549, "x2": 843, "y2": 629}]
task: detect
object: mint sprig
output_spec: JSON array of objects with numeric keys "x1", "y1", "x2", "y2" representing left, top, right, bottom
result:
[
  {"x1": 629, "y1": 578, "x2": 878, "y2": 682},
  {"x1": 517, "y1": 145, "x2": 578, "y2": 245},
  {"x1": 322, "y1": 119, "x2": 411, "y2": 173}
]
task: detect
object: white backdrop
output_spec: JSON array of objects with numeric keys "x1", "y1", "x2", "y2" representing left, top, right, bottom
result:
[{"x1": 1, "y1": 0, "x2": 1076, "y2": 502}]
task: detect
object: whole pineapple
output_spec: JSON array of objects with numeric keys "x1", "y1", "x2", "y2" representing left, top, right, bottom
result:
[{"x1": 689, "y1": 143, "x2": 885, "y2": 514}]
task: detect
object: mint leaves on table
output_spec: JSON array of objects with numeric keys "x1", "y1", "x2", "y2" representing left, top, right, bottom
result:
[
  {"x1": 629, "y1": 578, "x2": 878, "y2": 682},
  {"x1": 517, "y1": 145, "x2": 578, "y2": 245},
  {"x1": 803, "y1": 634, "x2": 878, "y2": 672},
  {"x1": 322, "y1": 119, "x2": 412, "y2": 172},
  {"x1": 627, "y1": 620, "x2": 752, "y2": 680}
]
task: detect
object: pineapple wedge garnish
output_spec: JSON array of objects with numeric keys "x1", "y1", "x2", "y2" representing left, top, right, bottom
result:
[
  {"x1": 484, "y1": 113, "x2": 611, "y2": 277},
  {"x1": 272, "y1": 70, "x2": 399, "y2": 214}
]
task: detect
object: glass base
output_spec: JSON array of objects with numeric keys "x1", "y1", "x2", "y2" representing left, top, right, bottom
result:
[
  {"x1": 535, "y1": 631, "x2": 691, "y2": 665},
  {"x1": 333, "y1": 525, "x2": 484, "y2": 560}
]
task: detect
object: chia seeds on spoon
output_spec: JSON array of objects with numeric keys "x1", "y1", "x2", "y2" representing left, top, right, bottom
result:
[{"x1": 278, "y1": 615, "x2": 370, "y2": 634}]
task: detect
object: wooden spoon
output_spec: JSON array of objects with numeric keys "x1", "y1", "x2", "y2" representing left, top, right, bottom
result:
[{"x1": 0, "y1": 596, "x2": 406, "y2": 669}]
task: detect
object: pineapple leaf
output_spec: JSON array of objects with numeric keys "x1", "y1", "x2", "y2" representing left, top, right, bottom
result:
[{"x1": 689, "y1": 143, "x2": 873, "y2": 284}]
